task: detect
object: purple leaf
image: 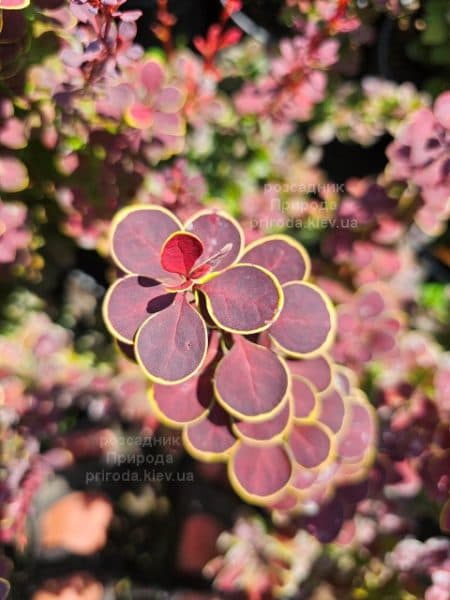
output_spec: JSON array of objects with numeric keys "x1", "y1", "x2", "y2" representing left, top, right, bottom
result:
[
  {"x1": 214, "y1": 337, "x2": 289, "y2": 421},
  {"x1": 233, "y1": 400, "x2": 291, "y2": 442},
  {"x1": 151, "y1": 370, "x2": 212, "y2": 427},
  {"x1": 317, "y1": 387, "x2": 346, "y2": 433},
  {"x1": 241, "y1": 234, "x2": 310, "y2": 283},
  {"x1": 200, "y1": 264, "x2": 283, "y2": 333},
  {"x1": 291, "y1": 375, "x2": 318, "y2": 420},
  {"x1": 135, "y1": 294, "x2": 207, "y2": 384},
  {"x1": 183, "y1": 403, "x2": 236, "y2": 461},
  {"x1": 150, "y1": 333, "x2": 220, "y2": 426},
  {"x1": 103, "y1": 275, "x2": 175, "y2": 343},
  {"x1": 110, "y1": 206, "x2": 182, "y2": 281},
  {"x1": 229, "y1": 442, "x2": 293, "y2": 503},
  {"x1": 288, "y1": 423, "x2": 333, "y2": 469},
  {"x1": 270, "y1": 282, "x2": 335, "y2": 356},
  {"x1": 287, "y1": 355, "x2": 333, "y2": 393}
]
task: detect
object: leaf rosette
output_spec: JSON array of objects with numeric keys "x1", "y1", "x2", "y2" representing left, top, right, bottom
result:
[
  {"x1": 103, "y1": 205, "x2": 376, "y2": 514},
  {"x1": 103, "y1": 206, "x2": 283, "y2": 384}
]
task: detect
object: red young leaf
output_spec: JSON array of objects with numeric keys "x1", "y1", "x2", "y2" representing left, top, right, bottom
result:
[
  {"x1": 222, "y1": 0, "x2": 242, "y2": 17},
  {"x1": 193, "y1": 35, "x2": 207, "y2": 56},
  {"x1": 160, "y1": 232, "x2": 204, "y2": 277},
  {"x1": 215, "y1": 337, "x2": 289, "y2": 421},
  {"x1": 218, "y1": 27, "x2": 242, "y2": 50}
]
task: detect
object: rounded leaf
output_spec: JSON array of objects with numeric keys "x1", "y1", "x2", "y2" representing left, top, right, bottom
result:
[
  {"x1": 185, "y1": 209, "x2": 244, "y2": 270},
  {"x1": 183, "y1": 403, "x2": 236, "y2": 461},
  {"x1": 200, "y1": 264, "x2": 283, "y2": 334},
  {"x1": 287, "y1": 355, "x2": 333, "y2": 393},
  {"x1": 110, "y1": 206, "x2": 182, "y2": 281},
  {"x1": 338, "y1": 399, "x2": 376, "y2": 462},
  {"x1": 153, "y1": 112, "x2": 185, "y2": 136},
  {"x1": 103, "y1": 275, "x2": 175, "y2": 343},
  {"x1": 135, "y1": 295, "x2": 207, "y2": 384},
  {"x1": 0, "y1": 156, "x2": 29, "y2": 193},
  {"x1": 155, "y1": 86, "x2": 185, "y2": 112},
  {"x1": 241, "y1": 235, "x2": 310, "y2": 283},
  {"x1": 270, "y1": 282, "x2": 335, "y2": 357},
  {"x1": 150, "y1": 368, "x2": 213, "y2": 427},
  {"x1": 317, "y1": 388, "x2": 346, "y2": 433},
  {"x1": 160, "y1": 232, "x2": 204, "y2": 277},
  {"x1": 229, "y1": 442, "x2": 293, "y2": 504},
  {"x1": 126, "y1": 103, "x2": 154, "y2": 129},
  {"x1": 150, "y1": 330, "x2": 220, "y2": 426},
  {"x1": 291, "y1": 375, "x2": 318, "y2": 420},
  {"x1": 288, "y1": 423, "x2": 333, "y2": 469},
  {"x1": 215, "y1": 337, "x2": 290, "y2": 422},
  {"x1": 232, "y1": 400, "x2": 291, "y2": 442},
  {"x1": 140, "y1": 60, "x2": 164, "y2": 93}
]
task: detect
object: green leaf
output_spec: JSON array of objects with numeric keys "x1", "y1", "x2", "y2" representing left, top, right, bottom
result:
[{"x1": 420, "y1": 283, "x2": 450, "y2": 322}]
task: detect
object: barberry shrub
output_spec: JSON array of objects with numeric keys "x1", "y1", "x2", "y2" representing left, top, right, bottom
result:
[{"x1": 103, "y1": 205, "x2": 376, "y2": 509}]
